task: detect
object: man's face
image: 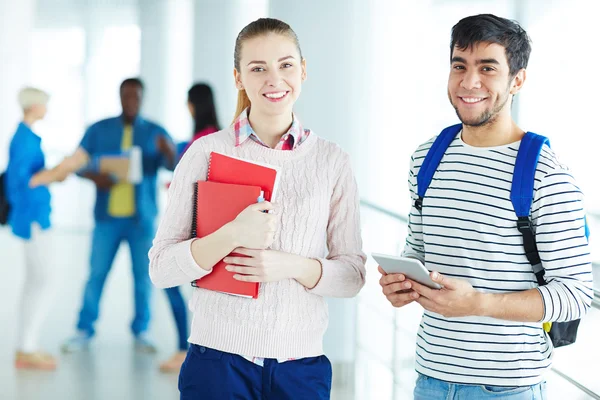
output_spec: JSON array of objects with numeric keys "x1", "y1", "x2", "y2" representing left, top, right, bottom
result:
[
  {"x1": 120, "y1": 83, "x2": 142, "y2": 120},
  {"x1": 447, "y1": 42, "x2": 521, "y2": 127}
]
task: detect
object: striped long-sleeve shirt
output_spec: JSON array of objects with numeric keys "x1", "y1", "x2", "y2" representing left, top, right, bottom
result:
[{"x1": 402, "y1": 132, "x2": 593, "y2": 387}]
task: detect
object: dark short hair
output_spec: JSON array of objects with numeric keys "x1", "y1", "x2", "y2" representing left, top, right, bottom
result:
[
  {"x1": 451, "y1": 14, "x2": 531, "y2": 76},
  {"x1": 120, "y1": 78, "x2": 144, "y2": 92}
]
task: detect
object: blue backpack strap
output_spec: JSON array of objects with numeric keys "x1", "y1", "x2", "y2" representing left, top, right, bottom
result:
[
  {"x1": 511, "y1": 132, "x2": 550, "y2": 218},
  {"x1": 511, "y1": 132, "x2": 550, "y2": 284},
  {"x1": 415, "y1": 124, "x2": 462, "y2": 210}
]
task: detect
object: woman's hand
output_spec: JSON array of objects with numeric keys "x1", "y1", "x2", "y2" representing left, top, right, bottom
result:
[
  {"x1": 227, "y1": 202, "x2": 277, "y2": 249},
  {"x1": 224, "y1": 248, "x2": 322, "y2": 287},
  {"x1": 29, "y1": 168, "x2": 67, "y2": 188}
]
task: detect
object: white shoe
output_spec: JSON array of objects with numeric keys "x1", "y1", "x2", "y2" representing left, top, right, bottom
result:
[
  {"x1": 134, "y1": 333, "x2": 157, "y2": 353},
  {"x1": 61, "y1": 331, "x2": 92, "y2": 353}
]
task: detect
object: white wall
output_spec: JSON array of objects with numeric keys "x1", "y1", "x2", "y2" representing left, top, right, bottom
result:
[
  {"x1": 32, "y1": 0, "x2": 141, "y2": 230},
  {"x1": 0, "y1": 0, "x2": 35, "y2": 169},
  {"x1": 140, "y1": 0, "x2": 193, "y2": 141},
  {"x1": 520, "y1": 0, "x2": 600, "y2": 214},
  {"x1": 192, "y1": 0, "x2": 268, "y2": 129}
]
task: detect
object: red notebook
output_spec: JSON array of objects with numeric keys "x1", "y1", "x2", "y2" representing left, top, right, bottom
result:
[
  {"x1": 191, "y1": 181, "x2": 262, "y2": 298},
  {"x1": 207, "y1": 152, "x2": 280, "y2": 201}
]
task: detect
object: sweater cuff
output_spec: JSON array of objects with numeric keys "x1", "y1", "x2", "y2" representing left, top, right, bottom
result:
[
  {"x1": 537, "y1": 286, "x2": 553, "y2": 322},
  {"x1": 172, "y1": 238, "x2": 213, "y2": 281},
  {"x1": 307, "y1": 258, "x2": 333, "y2": 296}
]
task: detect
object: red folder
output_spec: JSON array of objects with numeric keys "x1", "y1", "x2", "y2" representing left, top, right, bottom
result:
[
  {"x1": 191, "y1": 181, "x2": 262, "y2": 298},
  {"x1": 207, "y1": 152, "x2": 280, "y2": 201}
]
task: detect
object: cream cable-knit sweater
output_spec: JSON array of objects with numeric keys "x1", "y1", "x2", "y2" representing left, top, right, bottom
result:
[{"x1": 149, "y1": 127, "x2": 366, "y2": 359}]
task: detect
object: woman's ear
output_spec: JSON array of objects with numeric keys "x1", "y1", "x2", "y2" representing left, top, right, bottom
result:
[
  {"x1": 301, "y1": 58, "x2": 307, "y2": 82},
  {"x1": 234, "y1": 68, "x2": 244, "y2": 90}
]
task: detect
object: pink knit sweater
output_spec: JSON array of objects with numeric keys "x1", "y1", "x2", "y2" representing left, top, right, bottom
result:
[{"x1": 149, "y1": 127, "x2": 366, "y2": 359}]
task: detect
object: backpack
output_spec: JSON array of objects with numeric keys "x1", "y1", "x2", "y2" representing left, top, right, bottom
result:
[
  {"x1": 415, "y1": 124, "x2": 590, "y2": 348},
  {"x1": 0, "y1": 172, "x2": 10, "y2": 225}
]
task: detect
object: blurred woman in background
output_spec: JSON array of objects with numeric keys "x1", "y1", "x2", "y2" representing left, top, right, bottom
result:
[
  {"x1": 158, "y1": 82, "x2": 220, "y2": 373},
  {"x1": 179, "y1": 83, "x2": 220, "y2": 157},
  {"x1": 7, "y1": 87, "x2": 58, "y2": 370}
]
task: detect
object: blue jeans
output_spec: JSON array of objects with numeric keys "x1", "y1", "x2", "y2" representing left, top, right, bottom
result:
[
  {"x1": 179, "y1": 345, "x2": 332, "y2": 399},
  {"x1": 414, "y1": 374, "x2": 547, "y2": 400},
  {"x1": 77, "y1": 219, "x2": 154, "y2": 336},
  {"x1": 164, "y1": 287, "x2": 188, "y2": 351}
]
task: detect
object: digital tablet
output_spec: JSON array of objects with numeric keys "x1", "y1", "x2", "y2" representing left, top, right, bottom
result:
[{"x1": 372, "y1": 252, "x2": 442, "y2": 289}]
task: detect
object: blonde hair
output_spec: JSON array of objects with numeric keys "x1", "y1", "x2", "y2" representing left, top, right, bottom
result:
[
  {"x1": 18, "y1": 87, "x2": 50, "y2": 111},
  {"x1": 232, "y1": 18, "x2": 302, "y2": 123}
]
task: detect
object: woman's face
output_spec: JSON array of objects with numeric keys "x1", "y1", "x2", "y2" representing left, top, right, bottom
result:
[
  {"x1": 31, "y1": 104, "x2": 47, "y2": 120},
  {"x1": 234, "y1": 33, "x2": 306, "y2": 118}
]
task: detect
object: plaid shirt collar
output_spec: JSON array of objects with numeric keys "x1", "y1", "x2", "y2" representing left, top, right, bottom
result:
[{"x1": 233, "y1": 108, "x2": 310, "y2": 150}]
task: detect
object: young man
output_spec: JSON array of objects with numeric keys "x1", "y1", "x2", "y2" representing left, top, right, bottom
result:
[
  {"x1": 378, "y1": 14, "x2": 592, "y2": 399},
  {"x1": 53, "y1": 78, "x2": 177, "y2": 353}
]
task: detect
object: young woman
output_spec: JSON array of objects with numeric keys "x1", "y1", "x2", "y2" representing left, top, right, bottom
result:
[
  {"x1": 149, "y1": 18, "x2": 366, "y2": 399},
  {"x1": 7, "y1": 87, "x2": 58, "y2": 370}
]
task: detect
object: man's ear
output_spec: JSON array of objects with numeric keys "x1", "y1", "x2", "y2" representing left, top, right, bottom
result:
[{"x1": 510, "y1": 68, "x2": 526, "y2": 95}]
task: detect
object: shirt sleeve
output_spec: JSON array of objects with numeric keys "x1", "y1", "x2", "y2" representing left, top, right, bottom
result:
[
  {"x1": 6, "y1": 137, "x2": 38, "y2": 239},
  {"x1": 143, "y1": 125, "x2": 176, "y2": 174},
  {"x1": 79, "y1": 124, "x2": 96, "y2": 155},
  {"x1": 308, "y1": 152, "x2": 367, "y2": 298},
  {"x1": 532, "y1": 170, "x2": 593, "y2": 323}
]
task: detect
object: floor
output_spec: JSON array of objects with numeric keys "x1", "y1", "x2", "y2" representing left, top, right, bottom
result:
[
  {"x1": 0, "y1": 226, "x2": 597, "y2": 400},
  {"x1": 0, "y1": 226, "x2": 358, "y2": 400}
]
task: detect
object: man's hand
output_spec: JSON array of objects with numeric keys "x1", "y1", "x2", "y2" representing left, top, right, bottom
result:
[
  {"x1": 378, "y1": 266, "x2": 420, "y2": 308},
  {"x1": 409, "y1": 271, "x2": 482, "y2": 318},
  {"x1": 156, "y1": 135, "x2": 176, "y2": 164},
  {"x1": 84, "y1": 172, "x2": 115, "y2": 191}
]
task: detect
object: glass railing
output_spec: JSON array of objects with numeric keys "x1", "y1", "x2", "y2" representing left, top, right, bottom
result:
[{"x1": 356, "y1": 200, "x2": 600, "y2": 400}]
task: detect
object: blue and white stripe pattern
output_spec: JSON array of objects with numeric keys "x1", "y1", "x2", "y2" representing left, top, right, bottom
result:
[{"x1": 403, "y1": 133, "x2": 593, "y2": 387}]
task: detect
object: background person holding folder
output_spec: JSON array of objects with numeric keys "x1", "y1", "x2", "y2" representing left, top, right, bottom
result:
[
  {"x1": 149, "y1": 18, "x2": 366, "y2": 400},
  {"x1": 32, "y1": 78, "x2": 177, "y2": 353}
]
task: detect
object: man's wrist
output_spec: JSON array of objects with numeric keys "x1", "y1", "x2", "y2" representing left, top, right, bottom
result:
[{"x1": 474, "y1": 292, "x2": 493, "y2": 318}]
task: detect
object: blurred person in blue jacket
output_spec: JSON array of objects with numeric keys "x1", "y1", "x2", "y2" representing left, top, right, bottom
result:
[{"x1": 6, "y1": 87, "x2": 59, "y2": 370}]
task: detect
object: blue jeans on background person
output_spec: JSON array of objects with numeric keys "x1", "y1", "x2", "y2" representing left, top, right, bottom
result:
[
  {"x1": 414, "y1": 373, "x2": 546, "y2": 400},
  {"x1": 76, "y1": 218, "x2": 154, "y2": 336},
  {"x1": 164, "y1": 287, "x2": 188, "y2": 351},
  {"x1": 179, "y1": 344, "x2": 332, "y2": 399}
]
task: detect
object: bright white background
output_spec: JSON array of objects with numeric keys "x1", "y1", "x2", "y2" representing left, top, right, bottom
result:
[{"x1": 0, "y1": 1, "x2": 598, "y2": 399}]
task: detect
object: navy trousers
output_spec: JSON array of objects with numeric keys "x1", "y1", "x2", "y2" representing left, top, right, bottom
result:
[{"x1": 179, "y1": 344, "x2": 332, "y2": 399}]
